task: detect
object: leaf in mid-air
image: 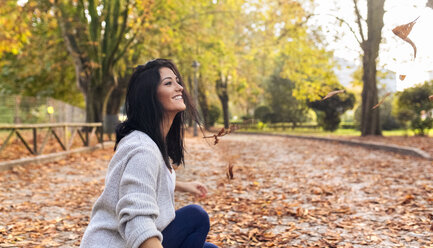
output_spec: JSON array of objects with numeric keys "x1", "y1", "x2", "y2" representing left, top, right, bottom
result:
[
  {"x1": 226, "y1": 163, "x2": 234, "y2": 180},
  {"x1": 392, "y1": 17, "x2": 419, "y2": 59},
  {"x1": 372, "y1": 92, "x2": 392, "y2": 110},
  {"x1": 322, "y1": 89, "x2": 345, "y2": 100},
  {"x1": 399, "y1": 75, "x2": 406, "y2": 80},
  {"x1": 203, "y1": 125, "x2": 238, "y2": 145}
]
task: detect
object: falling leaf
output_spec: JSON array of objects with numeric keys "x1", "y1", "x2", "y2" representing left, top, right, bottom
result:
[
  {"x1": 372, "y1": 92, "x2": 392, "y2": 110},
  {"x1": 203, "y1": 125, "x2": 238, "y2": 145},
  {"x1": 226, "y1": 162, "x2": 234, "y2": 180},
  {"x1": 322, "y1": 89, "x2": 345, "y2": 100},
  {"x1": 429, "y1": 95, "x2": 433, "y2": 101},
  {"x1": 399, "y1": 75, "x2": 406, "y2": 80},
  {"x1": 392, "y1": 17, "x2": 419, "y2": 59}
]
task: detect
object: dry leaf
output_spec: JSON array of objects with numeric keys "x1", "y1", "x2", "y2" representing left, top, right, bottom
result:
[
  {"x1": 401, "y1": 194, "x2": 414, "y2": 204},
  {"x1": 203, "y1": 125, "x2": 238, "y2": 145},
  {"x1": 372, "y1": 92, "x2": 392, "y2": 110},
  {"x1": 399, "y1": 75, "x2": 406, "y2": 80},
  {"x1": 226, "y1": 162, "x2": 234, "y2": 180},
  {"x1": 392, "y1": 17, "x2": 419, "y2": 59},
  {"x1": 322, "y1": 89, "x2": 345, "y2": 100}
]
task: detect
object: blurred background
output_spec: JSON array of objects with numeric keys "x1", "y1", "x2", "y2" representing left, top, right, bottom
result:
[{"x1": 1, "y1": 0, "x2": 432, "y2": 137}]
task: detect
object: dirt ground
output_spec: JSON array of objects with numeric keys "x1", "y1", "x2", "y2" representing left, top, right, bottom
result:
[{"x1": 0, "y1": 134, "x2": 432, "y2": 247}]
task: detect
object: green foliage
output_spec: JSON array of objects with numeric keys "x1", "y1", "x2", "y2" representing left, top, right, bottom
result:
[
  {"x1": 394, "y1": 81, "x2": 433, "y2": 136},
  {"x1": 254, "y1": 106, "x2": 272, "y2": 122},
  {"x1": 266, "y1": 71, "x2": 309, "y2": 124},
  {"x1": 206, "y1": 104, "x2": 221, "y2": 127},
  {"x1": 0, "y1": 1, "x2": 84, "y2": 107},
  {"x1": 308, "y1": 91, "x2": 356, "y2": 132}
]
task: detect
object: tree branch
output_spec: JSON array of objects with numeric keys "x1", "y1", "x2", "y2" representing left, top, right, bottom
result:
[
  {"x1": 322, "y1": 13, "x2": 362, "y2": 46},
  {"x1": 353, "y1": 0, "x2": 366, "y2": 43},
  {"x1": 54, "y1": 0, "x2": 89, "y2": 93}
]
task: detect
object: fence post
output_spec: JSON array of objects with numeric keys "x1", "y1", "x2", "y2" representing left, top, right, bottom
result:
[{"x1": 33, "y1": 128, "x2": 38, "y2": 155}]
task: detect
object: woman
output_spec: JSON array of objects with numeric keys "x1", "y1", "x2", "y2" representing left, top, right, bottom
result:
[{"x1": 80, "y1": 59, "x2": 218, "y2": 248}]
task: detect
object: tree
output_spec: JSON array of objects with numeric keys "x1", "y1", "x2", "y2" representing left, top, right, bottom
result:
[
  {"x1": 53, "y1": 0, "x2": 153, "y2": 123},
  {"x1": 266, "y1": 71, "x2": 309, "y2": 125},
  {"x1": 308, "y1": 91, "x2": 355, "y2": 131},
  {"x1": 350, "y1": 0, "x2": 385, "y2": 135},
  {"x1": 0, "y1": 1, "x2": 31, "y2": 57},
  {"x1": 394, "y1": 81, "x2": 433, "y2": 136},
  {"x1": 0, "y1": 1, "x2": 83, "y2": 106}
]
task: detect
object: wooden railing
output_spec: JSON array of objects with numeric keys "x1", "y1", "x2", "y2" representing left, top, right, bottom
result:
[
  {"x1": 0, "y1": 123, "x2": 103, "y2": 155},
  {"x1": 236, "y1": 122, "x2": 319, "y2": 130}
]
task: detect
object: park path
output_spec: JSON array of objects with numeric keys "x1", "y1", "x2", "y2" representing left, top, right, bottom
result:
[{"x1": 0, "y1": 134, "x2": 432, "y2": 247}]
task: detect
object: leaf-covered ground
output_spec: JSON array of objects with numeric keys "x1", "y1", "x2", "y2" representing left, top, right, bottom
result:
[{"x1": 0, "y1": 134, "x2": 432, "y2": 247}]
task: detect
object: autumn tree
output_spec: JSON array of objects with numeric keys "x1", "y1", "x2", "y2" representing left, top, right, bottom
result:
[
  {"x1": 266, "y1": 69, "x2": 309, "y2": 125},
  {"x1": 53, "y1": 0, "x2": 153, "y2": 123},
  {"x1": 352, "y1": 0, "x2": 385, "y2": 136},
  {"x1": 0, "y1": 1, "x2": 83, "y2": 106}
]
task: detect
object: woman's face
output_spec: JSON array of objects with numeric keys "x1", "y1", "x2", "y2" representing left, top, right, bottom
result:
[{"x1": 157, "y1": 67, "x2": 186, "y2": 114}]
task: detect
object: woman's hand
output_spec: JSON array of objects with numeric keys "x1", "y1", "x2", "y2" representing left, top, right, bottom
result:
[
  {"x1": 139, "y1": 237, "x2": 163, "y2": 248},
  {"x1": 176, "y1": 181, "x2": 208, "y2": 197}
]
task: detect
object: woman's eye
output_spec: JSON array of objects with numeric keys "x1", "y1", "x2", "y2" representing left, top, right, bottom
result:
[{"x1": 165, "y1": 81, "x2": 172, "y2": 85}]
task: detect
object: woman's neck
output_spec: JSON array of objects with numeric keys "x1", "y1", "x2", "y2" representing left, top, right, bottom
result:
[{"x1": 161, "y1": 113, "x2": 176, "y2": 139}]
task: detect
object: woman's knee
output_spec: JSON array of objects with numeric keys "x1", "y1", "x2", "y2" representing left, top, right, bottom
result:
[{"x1": 183, "y1": 204, "x2": 210, "y2": 228}]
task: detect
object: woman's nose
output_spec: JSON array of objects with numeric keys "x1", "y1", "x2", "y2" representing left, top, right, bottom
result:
[{"x1": 176, "y1": 83, "x2": 183, "y2": 92}]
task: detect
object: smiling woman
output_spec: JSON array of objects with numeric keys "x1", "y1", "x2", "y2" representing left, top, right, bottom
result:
[
  {"x1": 157, "y1": 67, "x2": 186, "y2": 117},
  {"x1": 80, "y1": 59, "x2": 218, "y2": 248}
]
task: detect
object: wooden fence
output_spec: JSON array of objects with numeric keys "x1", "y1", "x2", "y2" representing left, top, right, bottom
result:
[
  {"x1": 236, "y1": 122, "x2": 319, "y2": 130},
  {"x1": 0, "y1": 123, "x2": 103, "y2": 156}
]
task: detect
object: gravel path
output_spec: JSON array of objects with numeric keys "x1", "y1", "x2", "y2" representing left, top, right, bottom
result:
[{"x1": 0, "y1": 134, "x2": 432, "y2": 247}]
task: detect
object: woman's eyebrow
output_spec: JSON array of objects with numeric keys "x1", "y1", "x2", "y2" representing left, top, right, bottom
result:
[{"x1": 161, "y1": 76, "x2": 179, "y2": 81}]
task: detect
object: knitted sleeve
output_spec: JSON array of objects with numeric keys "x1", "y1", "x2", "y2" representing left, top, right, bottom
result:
[{"x1": 116, "y1": 146, "x2": 162, "y2": 248}]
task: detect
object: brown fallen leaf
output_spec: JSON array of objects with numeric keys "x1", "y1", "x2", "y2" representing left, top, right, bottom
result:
[
  {"x1": 392, "y1": 17, "x2": 419, "y2": 59},
  {"x1": 429, "y1": 95, "x2": 433, "y2": 101},
  {"x1": 401, "y1": 194, "x2": 415, "y2": 204},
  {"x1": 372, "y1": 92, "x2": 392, "y2": 110},
  {"x1": 399, "y1": 75, "x2": 406, "y2": 80},
  {"x1": 226, "y1": 162, "x2": 234, "y2": 180},
  {"x1": 203, "y1": 125, "x2": 238, "y2": 145},
  {"x1": 322, "y1": 89, "x2": 345, "y2": 100}
]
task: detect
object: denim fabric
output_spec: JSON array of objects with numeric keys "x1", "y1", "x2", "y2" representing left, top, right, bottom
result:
[{"x1": 162, "y1": 204, "x2": 218, "y2": 248}]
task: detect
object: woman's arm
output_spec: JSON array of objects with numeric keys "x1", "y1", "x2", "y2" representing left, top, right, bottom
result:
[
  {"x1": 175, "y1": 181, "x2": 208, "y2": 197},
  {"x1": 139, "y1": 237, "x2": 163, "y2": 248}
]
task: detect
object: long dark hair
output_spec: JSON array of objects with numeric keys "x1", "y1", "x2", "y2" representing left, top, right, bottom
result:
[{"x1": 115, "y1": 58, "x2": 199, "y2": 169}]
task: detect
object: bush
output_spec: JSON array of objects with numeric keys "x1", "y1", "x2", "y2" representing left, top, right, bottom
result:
[
  {"x1": 308, "y1": 90, "x2": 355, "y2": 132},
  {"x1": 394, "y1": 81, "x2": 433, "y2": 136},
  {"x1": 207, "y1": 104, "x2": 221, "y2": 127},
  {"x1": 254, "y1": 105, "x2": 271, "y2": 122}
]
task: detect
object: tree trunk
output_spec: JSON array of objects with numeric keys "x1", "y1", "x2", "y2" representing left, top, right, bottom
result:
[
  {"x1": 198, "y1": 75, "x2": 210, "y2": 130},
  {"x1": 85, "y1": 78, "x2": 115, "y2": 124},
  {"x1": 106, "y1": 74, "x2": 129, "y2": 115},
  {"x1": 360, "y1": 0, "x2": 385, "y2": 136},
  {"x1": 218, "y1": 93, "x2": 229, "y2": 128},
  {"x1": 361, "y1": 46, "x2": 381, "y2": 135},
  {"x1": 427, "y1": 0, "x2": 433, "y2": 9},
  {"x1": 216, "y1": 75, "x2": 230, "y2": 128}
]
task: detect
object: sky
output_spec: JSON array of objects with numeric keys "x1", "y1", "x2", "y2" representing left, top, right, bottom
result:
[{"x1": 308, "y1": 0, "x2": 433, "y2": 91}]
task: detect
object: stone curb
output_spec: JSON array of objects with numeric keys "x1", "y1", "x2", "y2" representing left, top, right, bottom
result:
[
  {"x1": 236, "y1": 132, "x2": 433, "y2": 161},
  {"x1": 0, "y1": 141, "x2": 115, "y2": 172}
]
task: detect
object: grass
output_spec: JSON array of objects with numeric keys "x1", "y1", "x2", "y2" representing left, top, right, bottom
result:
[{"x1": 238, "y1": 127, "x2": 433, "y2": 137}]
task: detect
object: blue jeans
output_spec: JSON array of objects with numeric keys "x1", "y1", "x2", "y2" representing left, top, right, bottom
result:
[{"x1": 162, "y1": 204, "x2": 218, "y2": 248}]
